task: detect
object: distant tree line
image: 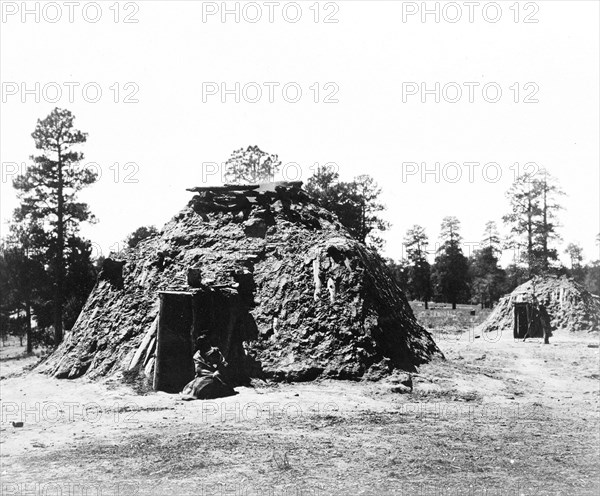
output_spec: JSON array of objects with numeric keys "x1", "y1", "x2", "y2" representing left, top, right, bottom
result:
[
  {"x1": 2, "y1": 128, "x2": 597, "y2": 350},
  {"x1": 224, "y1": 154, "x2": 599, "y2": 307},
  {"x1": 304, "y1": 164, "x2": 598, "y2": 308},
  {"x1": 382, "y1": 171, "x2": 599, "y2": 309}
]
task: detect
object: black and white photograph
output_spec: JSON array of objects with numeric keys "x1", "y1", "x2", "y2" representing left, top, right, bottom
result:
[{"x1": 0, "y1": 1, "x2": 599, "y2": 494}]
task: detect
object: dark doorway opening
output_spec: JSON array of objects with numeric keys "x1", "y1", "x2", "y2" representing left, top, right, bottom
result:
[
  {"x1": 513, "y1": 302, "x2": 544, "y2": 339},
  {"x1": 153, "y1": 287, "x2": 258, "y2": 393}
]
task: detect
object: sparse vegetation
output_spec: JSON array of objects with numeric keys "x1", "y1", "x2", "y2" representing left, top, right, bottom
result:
[{"x1": 2, "y1": 327, "x2": 598, "y2": 495}]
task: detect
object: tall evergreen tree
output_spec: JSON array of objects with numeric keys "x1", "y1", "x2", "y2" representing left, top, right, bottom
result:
[
  {"x1": 350, "y1": 174, "x2": 390, "y2": 248},
  {"x1": 503, "y1": 174, "x2": 539, "y2": 276},
  {"x1": 432, "y1": 216, "x2": 470, "y2": 310},
  {"x1": 482, "y1": 220, "x2": 501, "y2": 249},
  {"x1": 469, "y1": 222, "x2": 506, "y2": 308},
  {"x1": 503, "y1": 170, "x2": 564, "y2": 276},
  {"x1": 403, "y1": 225, "x2": 432, "y2": 309},
  {"x1": 12, "y1": 108, "x2": 97, "y2": 344},
  {"x1": 533, "y1": 170, "x2": 564, "y2": 271}
]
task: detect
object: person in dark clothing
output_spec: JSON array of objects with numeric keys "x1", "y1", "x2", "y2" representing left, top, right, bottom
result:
[
  {"x1": 181, "y1": 339, "x2": 237, "y2": 400},
  {"x1": 522, "y1": 294, "x2": 538, "y2": 342},
  {"x1": 522, "y1": 297, "x2": 552, "y2": 344},
  {"x1": 538, "y1": 303, "x2": 552, "y2": 344}
]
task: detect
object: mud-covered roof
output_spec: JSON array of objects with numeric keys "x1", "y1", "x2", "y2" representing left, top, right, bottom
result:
[{"x1": 39, "y1": 182, "x2": 442, "y2": 384}]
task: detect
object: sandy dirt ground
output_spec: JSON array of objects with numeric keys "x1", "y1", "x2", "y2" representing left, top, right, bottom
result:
[{"x1": 1, "y1": 326, "x2": 599, "y2": 496}]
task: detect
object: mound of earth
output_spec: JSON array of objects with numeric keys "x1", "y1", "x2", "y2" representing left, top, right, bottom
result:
[
  {"x1": 39, "y1": 182, "x2": 442, "y2": 385},
  {"x1": 479, "y1": 275, "x2": 600, "y2": 335}
]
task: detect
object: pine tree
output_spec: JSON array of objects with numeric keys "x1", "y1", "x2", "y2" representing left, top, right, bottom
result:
[
  {"x1": 533, "y1": 170, "x2": 564, "y2": 271},
  {"x1": 469, "y1": 222, "x2": 506, "y2": 308},
  {"x1": 350, "y1": 174, "x2": 390, "y2": 248},
  {"x1": 306, "y1": 165, "x2": 362, "y2": 239},
  {"x1": 403, "y1": 225, "x2": 432, "y2": 309},
  {"x1": 565, "y1": 243, "x2": 583, "y2": 269},
  {"x1": 432, "y1": 216, "x2": 470, "y2": 310},
  {"x1": 482, "y1": 220, "x2": 501, "y2": 249},
  {"x1": 503, "y1": 175, "x2": 539, "y2": 276},
  {"x1": 12, "y1": 108, "x2": 97, "y2": 344},
  {"x1": 503, "y1": 170, "x2": 564, "y2": 276},
  {"x1": 224, "y1": 146, "x2": 282, "y2": 184},
  {"x1": 306, "y1": 165, "x2": 389, "y2": 249},
  {"x1": 0, "y1": 228, "x2": 48, "y2": 352}
]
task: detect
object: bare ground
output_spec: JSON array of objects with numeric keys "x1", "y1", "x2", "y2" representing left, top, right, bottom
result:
[{"x1": 1, "y1": 325, "x2": 599, "y2": 496}]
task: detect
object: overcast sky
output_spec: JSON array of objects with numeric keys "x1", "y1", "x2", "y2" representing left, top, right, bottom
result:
[{"x1": 1, "y1": 0, "x2": 598, "y2": 266}]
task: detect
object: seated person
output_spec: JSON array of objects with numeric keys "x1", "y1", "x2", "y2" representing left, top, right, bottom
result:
[{"x1": 181, "y1": 345, "x2": 236, "y2": 400}]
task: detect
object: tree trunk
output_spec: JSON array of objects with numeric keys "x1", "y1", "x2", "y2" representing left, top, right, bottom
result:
[
  {"x1": 452, "y1": 302, "x2": 457, "y2": 310},
  {"x1": 424, "y1": 299, "x2": 429, "y2": 310},
  {"x1": 360, "y1": 199, "x2": 366, "y2": 244},
  {"x1": 54, "y1": 146, "x2": 65, "y2": 345},
  {"x1": 527, "y1": 195, "x2": 533, "y2": 278},
  {"x1": 541, "y1": 182, "x2": 548, "y2": 272},
  {"x1": 25, "y1": 302, "x2": 32, "y2": 353}
]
